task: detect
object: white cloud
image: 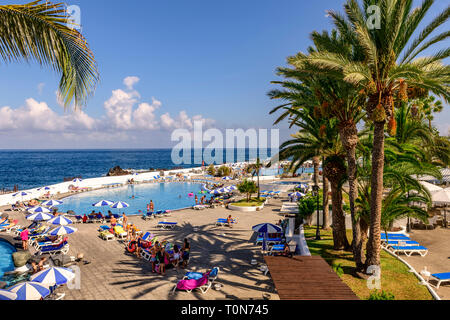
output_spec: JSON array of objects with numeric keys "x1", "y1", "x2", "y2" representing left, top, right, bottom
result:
[
  {"x1": 123, "y1": 76, "x2": 140, "y2": 90},
  {"x1": 37, "y1": 83, "x2": 45, "y2": 95},
  {"x1": 2, "y1": 76, "x2": 218, "y2": 147}
]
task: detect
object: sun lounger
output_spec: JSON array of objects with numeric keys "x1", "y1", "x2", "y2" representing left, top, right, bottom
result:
[
  {"x1": 389, "y1": 245, "x2": 428, "y2": 257},
  {"x1": 157, "y1": 222, "x2": 177, "y2": 230},
  {"x1": 382, "y1": 240, "x2": 419, "y2": 248},
  {"x1": 256, "y1": 236, "x2": 283, "y2": 246},
  {"x1": 193, "y1": 205, "x2": 208, "y2": 210},
  {"x1": 172, "y1": 274, "x2": 212, "y2": 294},
  {"x1": 216, "y1": 218, "x2": 236, "y2": 226},
  {"x1": 99, "y1": 230, "x2": 114, "y2": 241},
  {"x1": 142, "y1": 212, "x2": 154, "y2": 220},
  {"x1": 429, "y1": 272, "x2": 450, "y2": 289},
  {"x1": 113, "y1": 226, "x2": 127, "y2": 240},
  {"x1": 37, "y1": 240, "x2": 69, "y2": 256}
]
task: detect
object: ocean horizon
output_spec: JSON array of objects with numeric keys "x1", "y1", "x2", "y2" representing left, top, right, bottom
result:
[{"x1": 0, "y1": 148, "x2": 281, "y2": 191}]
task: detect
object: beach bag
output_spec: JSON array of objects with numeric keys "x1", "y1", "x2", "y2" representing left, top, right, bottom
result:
[{"x1": 12, "y1": 251, "x2": 31, "y2": 267}]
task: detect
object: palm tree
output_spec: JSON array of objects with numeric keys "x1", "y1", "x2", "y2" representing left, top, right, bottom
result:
[
  {"x1": 0, "y1": 0, "x2": 99, "y2": 107},
  {"x1": 297, "y1": 0, "x2": 450, "y2": 269},
  {"x1": 275, "y1": 108, "x2": 350, "y2": 249},
  {"x1": 247, "y1": 157, "x2": 264, "y2": 199},
  {"x1": 269, "y1": 30, "x2": 368, "y2": 269}
]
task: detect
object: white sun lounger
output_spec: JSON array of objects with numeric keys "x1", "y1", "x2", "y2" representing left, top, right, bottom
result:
[
  {"x1": 157, "y1": 222, "x2": 177, "y2": 230},
  {"x1": 429, "y1": 273, "x2": 450, "y2": 289},
  {"x1": 389, "y1": 245, "x2": 428, "y2": 257}
]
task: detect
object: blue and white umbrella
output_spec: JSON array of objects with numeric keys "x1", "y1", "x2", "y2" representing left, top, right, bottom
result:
[
  {"x1": 48, "y1": 225, "x2": 77, "y2": 236},
  {"x1": 47, "y1": 215, "x2": 73, "y2": 226},
  {"x1": 26, "y1": 212, "x2": 54, "y2": 221},
  {"x1": 30, "y1": 267, "x2": 75, "y2": 286},
  {"x1": 252, "y1": 223, "x2": 282, "y2": 251},
  {"x1": 0, "y1": 289, "x2": 17, "y2": 300},
  {"x1": 8, "y1": 282, "x2": 50, "y2": 300},
  {"x1": 288, "y1": 192, "x2": 306, "y2": 198},
  {"x1": 92, "y1": 200, "x2": 114, "y2": 207},
  {"x1": 27, "y1": 206, "x2": 51, "y2": 214},
  {"x1": 252, "y1": 223, "x2": 282, "y2": 234},
  {"x1": 41, "y1": 200, "x2": 63, "y2": 207},
  {"x1": 111, "y1": 201, "x2": 129, "y2": 209},
  {"x1": 13, "y1": 191, "x2": 30, "y2": 197}
]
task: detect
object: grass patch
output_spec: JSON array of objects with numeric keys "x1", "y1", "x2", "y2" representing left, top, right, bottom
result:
[
  {"x1": 303, "y1": 226, "x2": 433, "y2": 300},
  {"x1": 231, "y1": 198, "x2": 265, "y2": 207}
]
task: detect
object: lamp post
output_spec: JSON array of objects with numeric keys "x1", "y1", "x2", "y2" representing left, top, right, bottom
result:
[{"x1": 313, "y1": 185, "x2": 321, "y2": 240}]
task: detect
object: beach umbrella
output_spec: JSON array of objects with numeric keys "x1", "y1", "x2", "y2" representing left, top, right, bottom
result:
[
  {"x1": 0, "y1": 289, "x2": 17, "y2": 300},
  {"x1": 92, "y1": 200, "x2": 114, "y2": 207},
  {"x1": 26, "y1": 212, "x2": 54, "y2": 221},
  {"x1": 41, "y1": 200, "x2": 63, "y2": 207},
  {"x1": 48, "y1": 225, "x2": 77, "y2": 236},
  {"x1": 37, "y1": 186, "x2": 51, "y2": 191},
  {"x1": 111, "y1": 201, "x2": 129, "y2": 209},
  {"x1": 288, "y1": 192, "x2": 306, "y2": 198},
  {"x1": 28, "y1": 206, "x2": 52, "y2": 214},
  {"x1": 252, "y1": 223, "x2": 282, "y2": 252},
  {"x1": 9, "y1": 282, "x2": 50, "y2": 300},
  {"x1": 47, "y1": 215, "x2": 73, "y2": 226},
  {"x1": 432, "y1": 188, "x2": 450, "y2": 228},
  {"x1": 420, "y1": 181, "x2": 443, "y2": 193},
  {"x1": 30, "y1": 267, "x2": 75, "y2": 286},
  {"x1": 252, "y1": 223, "x2": 282, "y2": 234}
]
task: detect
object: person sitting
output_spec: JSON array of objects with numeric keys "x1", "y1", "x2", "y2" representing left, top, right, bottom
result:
[
  {"x1": 227, "y1": 215, "x2": 234, "y2": 228},
  {"x1": 282, "y1": 243, "x2": 293, "y2": 258}
]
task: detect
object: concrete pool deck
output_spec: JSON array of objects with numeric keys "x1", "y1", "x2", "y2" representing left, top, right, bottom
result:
[{"x1": 0, "y1": 198, "x2": 287, "y2": 300}]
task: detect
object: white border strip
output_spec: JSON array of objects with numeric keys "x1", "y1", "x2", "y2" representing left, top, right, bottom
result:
[{"x1": 382, "y1": 247, "x2": 441, "y2": 300}]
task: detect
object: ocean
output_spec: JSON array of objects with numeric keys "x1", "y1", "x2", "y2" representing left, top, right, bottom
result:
[{"x1": 0, "y1": 148, "x2": 281, "y2": 191}]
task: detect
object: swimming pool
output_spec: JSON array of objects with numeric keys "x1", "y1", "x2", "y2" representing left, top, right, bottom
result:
[
  {"x1": 0, "y1": 239, "x2": 16, "y2": 278},
  {"x1": 56, "y1": 182, "x2": 205, "y2": 216}
]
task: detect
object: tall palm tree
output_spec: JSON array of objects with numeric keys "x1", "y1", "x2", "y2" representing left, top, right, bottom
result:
[
  {"x1": 276, "y1": 108, "x2": 351, "y2": 249},
  {"x1": 269, "y1": 29, "x2": 369, "y2": 269},
  {"x1": 0, "y1": 0, "x2": 99, "y2": 107},
  {"x1": 297, "y1": 0, "x2": 450, "y2": 269}
]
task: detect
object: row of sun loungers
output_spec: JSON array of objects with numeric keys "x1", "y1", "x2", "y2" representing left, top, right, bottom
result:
[{"x1": 381, "y1": 233, "x2": 429, "y2": 257}]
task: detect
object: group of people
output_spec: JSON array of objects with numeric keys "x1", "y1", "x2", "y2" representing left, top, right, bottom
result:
[{"x1": 128, "y1": 235, "x2": 191, "y2": 276}]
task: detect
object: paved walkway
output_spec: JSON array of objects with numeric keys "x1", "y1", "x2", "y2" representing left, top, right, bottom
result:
[{"x1": 1, "y1": 200, "x2": 287, "y2": 300}]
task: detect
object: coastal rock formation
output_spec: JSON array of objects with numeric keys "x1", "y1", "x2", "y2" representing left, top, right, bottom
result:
[{"x1": 106, "y1": 166, "x2": 131, "y2": 176}]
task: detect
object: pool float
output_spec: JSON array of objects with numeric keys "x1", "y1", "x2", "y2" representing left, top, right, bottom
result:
[{"x1": 127, "y1": 241, "x2": 137, "y2": 253}]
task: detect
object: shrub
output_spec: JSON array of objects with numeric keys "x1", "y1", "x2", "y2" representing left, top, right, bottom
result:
[{"x1": 368, "y1": 290, "x2": 395, "y2": 300}]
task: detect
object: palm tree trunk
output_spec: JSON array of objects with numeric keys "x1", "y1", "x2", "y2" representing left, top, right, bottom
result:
[
  {"x1": 340, "y1": 125, "x2": 364, "y2": 270},
  {"x1": 365, "y1": 121, "x2": 386, "y2": 269},
  {"x1": 322, "y1": 174, "x2": 330, "y2": 230},
  {"x1": 329, "y1": 178, "x2": 350, "y2": 250},
  {"x1": 312, "y1": 156, "x2": 320, "y2": 187}
]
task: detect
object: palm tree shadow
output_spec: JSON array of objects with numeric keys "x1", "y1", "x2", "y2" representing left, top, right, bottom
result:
[{"x1": 108, "y1": 221, "x2": 276, "y2": 299}]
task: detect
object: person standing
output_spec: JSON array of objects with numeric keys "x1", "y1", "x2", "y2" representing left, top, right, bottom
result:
[
  {"x1": 20, "y1": 227, "x2": 29, "y2": 250},
  {"x1": 150, "y1": 200, "x2": 154, "y2": 212}
]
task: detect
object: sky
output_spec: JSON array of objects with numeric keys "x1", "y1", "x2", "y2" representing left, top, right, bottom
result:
[{"x1": 0, "y1": 0, "x2": 448, "y2": 149}]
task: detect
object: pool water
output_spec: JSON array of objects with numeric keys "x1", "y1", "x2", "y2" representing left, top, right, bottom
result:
[
  {"x1": 0, "y1": 239, "x2": 16, "y2": 278},
  {"x1": 56, "y1": 182, "x2": 205, "y2": 216}
]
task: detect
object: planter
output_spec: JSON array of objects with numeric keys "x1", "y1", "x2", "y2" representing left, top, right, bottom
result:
[{"x1": 228, "y1": 204, "x2": 265, "y2": 212}]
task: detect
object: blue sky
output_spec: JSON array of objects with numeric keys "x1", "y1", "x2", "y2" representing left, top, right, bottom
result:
[{"x1": 0, "y1": 0, "x2": 448, "y2": 149}]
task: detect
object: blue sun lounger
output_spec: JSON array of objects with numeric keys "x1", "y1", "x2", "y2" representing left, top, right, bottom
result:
[
  {"x1": 157, "y1": 222, "x2": 177, "y2": 230},
  {"x1": 429, "y1": 273, "x2": 450, "y2": 289},
  {"x1": 382, "y1": 240, "x2": 419, "y2": 248},
  {"x1": 389, "y1": 245, "x2": 428, "y2": 257}
]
